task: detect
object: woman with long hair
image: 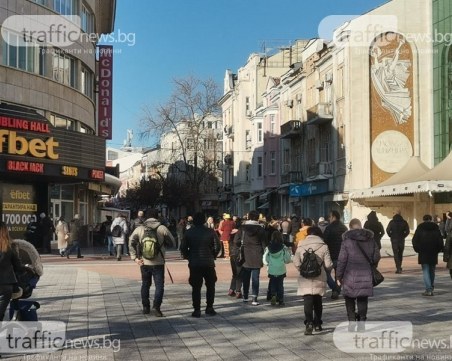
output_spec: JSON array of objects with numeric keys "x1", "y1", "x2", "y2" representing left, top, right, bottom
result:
[{"x1": 0, "y1": 221, "x2": 22, "y2": 321}]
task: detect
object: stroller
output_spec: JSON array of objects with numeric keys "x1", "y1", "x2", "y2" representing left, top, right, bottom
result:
[{"x1": 9, "y1": 239, "x2": 43, "y2": 321}]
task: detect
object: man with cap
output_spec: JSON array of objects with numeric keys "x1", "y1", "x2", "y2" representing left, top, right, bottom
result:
[{"x1": 218, "y1": 213, "x2": 235, "y2": 259}]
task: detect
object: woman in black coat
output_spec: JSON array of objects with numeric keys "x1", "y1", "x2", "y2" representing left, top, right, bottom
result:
[
  {"x1": 412, "y1": 215, "x2": 444, "y2": 296},
  {"x1": 363, "y1": 211, "x2": 385, "y2": 250},
  {"x1": 0, "y1": 221, "x2": 22, "y2": 321}
]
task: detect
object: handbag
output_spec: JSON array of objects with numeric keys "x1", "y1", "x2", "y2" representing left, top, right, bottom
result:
[
  {"x1": 356, "y1": 242, "x2": 384, "y2": 287},
  {"x1": 235, "y1": 231, "x2": 246, "y2": 267}
]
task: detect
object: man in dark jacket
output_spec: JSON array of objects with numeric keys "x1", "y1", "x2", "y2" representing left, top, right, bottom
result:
[
  {"x1": 130, "y1": 210, "x2": 145, "y2": 233},
  {"x1": 233, "y1": 210, "x2": 267, "y2": 305},
  {"x1": 181, "y1": 212, "x2": 221, "y2": 318},
  {"x1": 386, "y1": 210, "x2": 410, "y2": 274},
  {"x1": 412, "y1": 214, "x2": 444, "y2": 296},
  {"x1": 323, "y1": 210, "x2": 348, "y2": 299}
]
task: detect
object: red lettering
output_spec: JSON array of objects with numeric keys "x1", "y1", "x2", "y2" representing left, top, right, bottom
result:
[{"x1": 6, "y1": 160, "x2": 44, "y2": 173}]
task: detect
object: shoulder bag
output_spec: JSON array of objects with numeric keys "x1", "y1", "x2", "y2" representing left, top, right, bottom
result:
[{"x1": 356, "y1": 242, "x2": 384, "y2": 287}]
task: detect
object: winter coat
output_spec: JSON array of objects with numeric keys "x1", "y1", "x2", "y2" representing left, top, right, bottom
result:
[
  {"x1": 69, "y1": 218, "x2": 83, "y2": 244},
  {"x1": 130, "y1": 216, "x2": 145, "y2": 234},
  {"x1": 323, "y1": 220, "x2": 348, "y2": 261},
  {"x1": 386, "y1": 214, "x2": 410, "y2": 243},
  {"x1": 293, "y1": 235, "x2": 333, "y2": 296},
  {"x1": 363, "y1": 220, "x2": 385, "y2": 249},
  {"x1": 444, "y1": 235, "x2": 452, "y2": 269},
  {"x1": 218, "y1": 219, "x2": 235, "y2": 242},
  {"x1": 0, "y1": 248, "x2": 22, "y2": 285},
  {"x1": 55, "y1": 220, "x2": 69, "y2": 249},
  {"x1": 181, "y1": 225, "x2": 221, "y2": 268},
  {"x1": 411, "y1": 221, "x2": 444, "y2": 265},
  {"x1": 263, "y1": 242, "x2": 292, "y2": 276},
  {"x1": 129, "y1": 218, "x2": 175, "y2": 266},
  {"x1": 233, "y1": 220, "x2": 267, "y2": 269},
  {"x1": 295, "y1": 226, "x2": 309, "y2": 246},
  {"x1": 336, "y1": 228, "x2": 381, "y2": 298},
  {"x1": 290, "y1": 217, "x2": 301, "y2": 237},
  {"x1": 111, "y1": 216, "x2": 128, "y2": 245}
]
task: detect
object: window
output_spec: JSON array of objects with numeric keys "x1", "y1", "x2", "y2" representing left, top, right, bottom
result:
[
  {"x1": 81, "y1": 4, "x2": 94, "y2": 33},
  {"x1": 257, "y1": 156, "x2": 263, "y2": 178},
  {"x1": 50, "y1": 114, "x2": 74, "y2": 130},
  {"x1": 2, "y1": 30, "x2": 45, "y2": 75},
  {"x1": 257, "y1": 121, "x2": 263, "y2": 143},
  {"x1": 33, "y1": 0, "x2": 47, "y2": 5},
  {"x1": 81, "y1": 66, "x2": 93, "y2": 98},
  {"x1": 53, "y1": 51, "x2": 75, "y2": 86},
  {"x1": 270, "y1": 151, "x2": 276, "y2": 174},
  {"x1": 270, "y1": 114, "x2": 275, "y2": 135},
  {"x1": 54, "y1": 0, "x2": 77, "y2": 16},
  {"x1": 187, "y1": 138, "x2": 195, "y2": 149}
]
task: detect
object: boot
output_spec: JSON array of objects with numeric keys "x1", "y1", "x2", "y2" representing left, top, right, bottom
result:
[
  {"x1": 304, "y1": 323, "x2": 313, "y2": 335},
  {"x1": 357, "y1": 316, "x2": 367, "y2": 332},
  {"x1": 153, "y1": 307, "x2": 163, "y2": 317}
]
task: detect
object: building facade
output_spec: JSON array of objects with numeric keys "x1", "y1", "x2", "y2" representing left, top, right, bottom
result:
[{"x1": 0, "y1": 0, "x2": 117, "y2": 240}]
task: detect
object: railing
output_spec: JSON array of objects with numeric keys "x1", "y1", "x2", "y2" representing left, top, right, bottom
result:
[
  {"x1": 306, "y1": 103, "x2": 333, "y2": 123},
  {"x1": 280, "y1": 120, "x2": 302, "y2": 139},
  {"x1": 280, "y1": 171, "x2": 303, "y2": 184},
  {"x1": 307, "y1": 161, "x2": 333, "y2": 177}
]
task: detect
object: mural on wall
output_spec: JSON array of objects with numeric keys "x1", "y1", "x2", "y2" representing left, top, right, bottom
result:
[{"x1": 369, "y1": 32, "x2": 414, "y2": 186}]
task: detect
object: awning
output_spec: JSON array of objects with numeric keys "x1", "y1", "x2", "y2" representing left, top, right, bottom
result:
[
  {"x1": 259, "y1": 191, "x2": 270, "y2": 201},
  {"x1": 257, "y1": 202, "x2": 269, "y2": 209},
  {"x1": 245, "y1": 193, "x2": 261, "y2": 204},
  {"x1": 105, "y1": 173, "x2": 122, "y2": 189},
  {"x1": 349, "y1": 154, "x2": 452, "y2": 199}
]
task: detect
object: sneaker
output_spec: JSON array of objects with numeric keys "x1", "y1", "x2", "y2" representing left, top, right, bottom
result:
[
  {"x1": 153, "y1": 308, "x2": 164, "y2": 317},
  {"x1": 192, "y1": 310, "x2": 201, "y2": 318},
  {"x1": 348, "y1": 322, "x2": 356, "y2": 332},
  {"x1": 314, "y1": 325, "x2": 323, "y2": 332},
  {"x1": 304, "y1": 323, "x2": 313, "y2": 335},
  {"x1": 142, "y1": 306, "x2": 150, "y2": 315},
  {"x1": 251, "y1": 298, "x2": 260, "y2": 306},
  {"x1": 228, "y1": 289, "x2": 236, "y2": 297},
  {"x1": 235, "y1": 292, "x2": 242, "y2": 299},
  {"x1": 331, "y1": 291, "x2": 339, "y2": 300},
  {"x1": 205, "y1": 307, "x2": 217, "y2": 316},
  {"x1": 270, "y1": 296, "x2": 277, "y2": 306},
  {"x1": 422, "y1": 291, "x2": 434, "y2": 296}
]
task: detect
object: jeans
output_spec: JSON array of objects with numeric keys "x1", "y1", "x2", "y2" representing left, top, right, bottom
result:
[
  {"x1": 303, "y1": 294, "x2": 323, "y2": 325},
  {"x1": 229, "y1": 256, "x2": 242, "y2": 292},
  {"x1": 326, "y1": 260, "x2": 340, "y2": 292},
  {"x1": 344, "y1": 296, "x2": 368, "y2": 321},
  {"x1": 241, "y1": 267, "x2": 260, "y2": 299},
  {"x1": 116, "y1": 244, "x2": 123, "y2": 259},
  {"x1": 189, "y1": 266, "x2": 217, "y2": 310},
  {"x1": 0, "y1": 285, "x2": 13, "y2": 321},
  {"x1": 391, "y1": 240, "x2": 405, "y2": 271},
  {"x1": 421, "y1": 264, "x2": 436, "y2": 292},
  {"x1": 140, "y1": 265, "x2": 165, "y2": 308},
  {"x1": 66, "y1": 240, "x2": 81, "y2": 257},
  {"x1": 269, "y1": 275, "x2": 285, "y2": 302},
  {"x1": 106, "y1": 236, "x2": 114, "y2": 254}
]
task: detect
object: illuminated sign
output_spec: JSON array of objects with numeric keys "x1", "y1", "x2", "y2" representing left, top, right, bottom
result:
[
  {"x1": 61, "y1": 166, "x2": 78, "y2": 176},
  {"x1": 90, "y1": 169, "x2": 104, "y2": 180},
  {"x1": 6, "y1": 160, "x2": 44, "y2": 173},
  {"x1": 98, "y1": 45, "x2": 113, "y2": 140},
  {"x1": 0, "y1": 116, "x2": 50, "y2": 133},
  {"x1": 0, "y1": 130, "x2": 59, "y2": 159}
]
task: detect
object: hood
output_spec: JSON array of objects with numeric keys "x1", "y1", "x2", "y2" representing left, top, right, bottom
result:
[
  {"x1": 367, "y1": 211, "x2": 378, "y2": 222},
  {"x1": 144, "y1": 218, "x2": 161, "y2": 229},
  {"x1": 242, "y1": 221, "x2": 263, "y2": 236},
  {"x1": 268, "y1": 240, "x2": 284, "y2": 253},
  {"x1": 298, "y1": 235, "x2": 324, "y2": 248},
  {"x1": 343, "y1": 228, "x2": 374, "y2": 242},
  {"x1": 392, "y1": 214, "x2": 405, "y2": 222}
]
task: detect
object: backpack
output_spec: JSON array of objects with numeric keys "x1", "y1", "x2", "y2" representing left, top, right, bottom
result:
[
  {"x1": 140, "y1": 227, "x2": 161, "y2": 260},
  {"x1": 111, "y1": 224, "x2": 123, "y2": 237},
  {"x1": 299, "y1": 246, "x2": 323, "y2": 278}
]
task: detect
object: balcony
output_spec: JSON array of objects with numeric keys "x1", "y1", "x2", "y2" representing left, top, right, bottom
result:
[
  {"x1": 307, "y1": 161, "x2": 333, "y2": 178},
  {"x1": 280, "y1": 171, "x2": 303, "y2": 184},
  {"x1": 280, "y1": 120, "x2": 302, "y2": 139},
  {"x1": 306, "y1": 103, "x2": 333, "y2": 125}
]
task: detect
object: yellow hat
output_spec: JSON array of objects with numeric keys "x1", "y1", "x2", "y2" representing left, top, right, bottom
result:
[{"x1": 223, "y1": 213, "x2": 231, "y2": 219}]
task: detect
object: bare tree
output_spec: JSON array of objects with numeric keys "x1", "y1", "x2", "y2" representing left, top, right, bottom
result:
[{"x1": 140, "y1": 76, "x2": 222, "y2": 212}]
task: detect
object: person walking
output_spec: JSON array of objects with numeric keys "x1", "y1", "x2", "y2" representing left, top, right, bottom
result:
[
  {"x1": 55, "y1": 216, "x2": 69, "y2": 257},
  {"x1": 0, "y1": 221, "x2": 22, "y2": 321},
  {"x1": 129, "y1": 209, "x2": 175, "y2": 317},
  {"x1": 336, "y1": 219, "x2": 381, "y2": 332},
  {"x1": 65, "y1": 214, "x2": 84, "y2": 259},
  {"x1": 218, "y1": 213, "x2": 235, "y2": 259},
  {"x1": 180, "y1": 212, "x2": 221, "y2": 318},
  {"x1": 293, "y1": 226, "x2": 333, "y2": 335},
  {"x1": 363, "y1": 211, "x2": 385, "y2": 250},
  {"x1": 111, "y1": 213, "x2": 128, "y2": 261},
  {"x1": 176, "y1": 218, "x2": 186, "y2": 251},
  {"x1": 38, "y1": 212, "x2": 55, "y2": 254},
  {"x1": 263, "y1": 231, "x2": 292, "y2": 306},
  {"x1": 317, "y1": 217, "x2": 329, "y2": 234},
  {"x1": 323, "y1": 210, "x2": 347, "y2": 299},
  {"x1": 232, "y1": 210, "x2": 267, "y2": 305},
  {"x1": 289, "y1": 214, "x2": 301, "y2": 253},
  {"x1": 386, "y1": 210, "x2": 410, "y2": 273},
  {"x1": 130, "y1": 210, "x2": 146, "y2": 234},
  {"x1": 295, "y1": 218, "x2": 313, "y2": 246},
  {"x1": 280, "y1": 216, "x2": 292, "y2": 249},
  {"x1": 101, "y1": 216, "x2": 114, "y2": 255},
  {"x1": 411, "y1": 214, "x2": 444, "y2": 296}
]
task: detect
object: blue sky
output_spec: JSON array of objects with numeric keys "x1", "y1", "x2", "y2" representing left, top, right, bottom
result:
[{"x1": 105, "y1": 0, "x2": 388, "y2": 149}]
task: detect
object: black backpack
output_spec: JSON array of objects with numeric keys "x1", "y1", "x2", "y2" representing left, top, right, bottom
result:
[
  {"x1": 111, "y1": 224, "x2": 122, "y2": 237},
  {"x1": 299, "y1": 246, "x2": 323, "y2": 278}
]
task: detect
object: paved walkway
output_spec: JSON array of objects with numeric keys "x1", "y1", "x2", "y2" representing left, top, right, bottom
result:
[{"x1": 2, "y1": 243, "x2": 452, "y2": 361}]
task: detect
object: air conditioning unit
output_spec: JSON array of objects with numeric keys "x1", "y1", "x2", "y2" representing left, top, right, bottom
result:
[
  {"x1": 315, "y1": 80, "x2": 324, "y2": 90},
  {"x1": 325, "y1": 73, "x2": 333, "y2": 83}
]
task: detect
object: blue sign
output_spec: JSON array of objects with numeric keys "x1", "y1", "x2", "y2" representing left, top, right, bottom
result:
[{"x1": 289, "y1": 180, "x2": 329, "y2": 197}]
